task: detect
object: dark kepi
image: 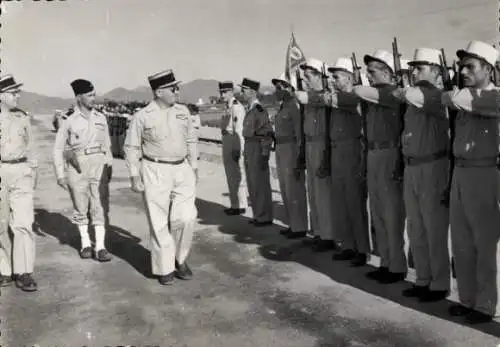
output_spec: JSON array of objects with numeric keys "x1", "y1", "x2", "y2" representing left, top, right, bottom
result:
[{"x1": 0, "y1": 75, "x2": 23, "y2": 93}]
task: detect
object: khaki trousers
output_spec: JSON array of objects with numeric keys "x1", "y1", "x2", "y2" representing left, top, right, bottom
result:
[
  {"x1": 142, "y1": 160, "x2": 197, "y2": 276},
  {"x1": 222, "y1": 134, "x2": 247, "y2": 209},
  {"x1": 0, "y1": 162, "x2": 35, "y2": 275},
  {"x1": 367, "y1": 148, "x2": 407, "y2": 273},
  {"x1": 305, "y1": 141, "x2": 333, "y2": 240},
  {"x1": 244, "y1": 140, "x2": 273, "y2": 222},
  {"x1": 275, "y1": 142, "x2": 308, "y2": 232},
  {"x1": 404, "y1": 158, "x2": 450, "y2": 291},
  {"x1": 67, "y1": 153, "x2": 108, "y2": 226},
  {"x1": 450, "y1": 167, "x2": 500, "y2": 316}
]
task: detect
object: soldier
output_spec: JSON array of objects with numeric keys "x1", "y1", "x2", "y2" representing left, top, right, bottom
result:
[
  {"x1": 299, "y1": 57, "x2": 371, "y2": 265},
  {"x1": 53, "y1": 79, "x2": 113, "y2": 262},
  {"x1": 392, "y1": 48, "x2": 450, "y2": 302},
  {"x1": 187, "y1": 104, "x2": 201, "y2": 165},
  {"x1": 0, "y1": 74, "x2": 38, "y2": 291},
  {"x1": 442, "y1": 41, "x2": 500, "y2": 324},
  {"x1": 296, "y1": 58, "x2": 336, "y2": 252},
  {"x1": 271, "y1": 73, "x2": 308, "y2": 238},
  {"x1": 219, "y1": 81, "x2": 248, "y2": 215},
  {"x1": 239, "y1": 78, "x2": 274, "y2": 226},
  {"x1": 353, "y1": 50, "x2": 407, "y2": 283},
  {"x1": 124, "y1": 69, "x2": 198, "y2": 285}
]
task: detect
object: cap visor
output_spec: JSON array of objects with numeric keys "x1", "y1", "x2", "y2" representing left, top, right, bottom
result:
[
  {"x1": 456, "y1": 50, "x2": 493, "y2": 66},
  {"x1": 2, "y1": 83, "x2": 23, "y2": 92},
  {"x1": 327, "y1": 67, "x2": 352, "y2": 74},
  {"x1": 156, "y1": 80, "x2": 182, "y2": 89},
  {"x1": 271, "y1": 78, "x2": 290, "y2": 86}
]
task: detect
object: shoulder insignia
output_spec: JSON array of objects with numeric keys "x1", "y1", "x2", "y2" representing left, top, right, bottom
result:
[{"x1": 11, "y1": 107, "x2": 27, "y2": 116}]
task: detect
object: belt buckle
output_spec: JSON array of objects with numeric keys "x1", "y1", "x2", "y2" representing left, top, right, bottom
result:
[{"x1": 85, "y1": 146, "x2": 102, "y2": 155}]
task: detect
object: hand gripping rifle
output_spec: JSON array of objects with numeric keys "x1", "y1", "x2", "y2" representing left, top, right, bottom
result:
[
  {"x1": 316, "y1": 63, "x2": 332, "y2": 178},
  {"x1": 295, "y1": 69, "x2": 306, "y2": 176},
  {"x1": 439, "y1": 49, "x2": 457, "y2": 208},
  {"x1": 391, "y1": 37, "x2": 406, "y2": 182}
]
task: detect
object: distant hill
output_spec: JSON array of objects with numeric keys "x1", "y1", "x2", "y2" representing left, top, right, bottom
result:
[
  {"x1": 18, "y1": 91, "x2": 73, "y2": 114},
  {"x1": 19, "y1": 79, "x2": 276, "y2": 114}
]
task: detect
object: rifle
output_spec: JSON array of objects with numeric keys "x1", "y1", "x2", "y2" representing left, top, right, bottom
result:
[
  {"x1": 392, "y1": 37, "x2": 409, "y2": 88},
  {"x1": 391, "y1": 37, "x2": 406, "y2": 182},
  {"x1": 316, "y1": 63, "x2": 331, "y2": 178},
  {"x1": 353, "y1": 52, "x2": 379, "y2": 256},
  {"x1": 295, "y1": 69, "x2": 306, "y2": 174},
  {"x1": 439, "y1": 49, "x2": 457, "y2": 210}
]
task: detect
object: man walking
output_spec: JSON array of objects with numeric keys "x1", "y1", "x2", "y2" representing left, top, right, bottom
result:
[
  {"x1": 53, "y1": 79, "x2": 113, "y2": 262},
  {"x1": 0, "y1": 74, "x2": 38, "y2": 291},
  {"x1": 124, "y1": 69, "x2": 198, "y2": 285}
]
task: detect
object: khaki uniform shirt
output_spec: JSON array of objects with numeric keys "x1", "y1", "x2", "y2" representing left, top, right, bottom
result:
[
  {"x1": 398, "y1": 83, "x2": 449, "y2": 157},
  {"x1": 242, "y1": 100, "x2": 274, "y2": 156},
  {"x1": 442, "y1": 83, "x2": 500, "y2": 159},
  {"x1": 1, "y1": 107, "x2": 36, "y2": 166},
  {"x1": 124, "y1": 100, "x2": 198, "y2": 177},
  {"x1": 53, "y1": 106, "x2": 113, "y2": 180},
  {"x1": 354, "y1": 84, "x2": 403, "y2": 144},
  {"x1": 221, "y1": 97, "x2": 246, "y2": 153}
]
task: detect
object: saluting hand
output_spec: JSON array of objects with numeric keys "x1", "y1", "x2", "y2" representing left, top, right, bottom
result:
[{"x1": 131, "y1": 175, "x2": 144, "y2": 193}]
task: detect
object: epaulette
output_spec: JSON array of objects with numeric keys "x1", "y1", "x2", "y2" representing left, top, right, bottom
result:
[
  {"x1": 11, "y1": 107, "x2": 27, "y2": 116},
  {"x1": 232, "y1": 99, "x2": 239, "y2": 105},
  {"x1": 63, "y1": 108, "x2": 75, "y2": 120}
]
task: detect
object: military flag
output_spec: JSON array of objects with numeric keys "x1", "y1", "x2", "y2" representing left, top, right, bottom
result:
[{"x1": 285, "y1": 31, "x2": 306, "y2": 89}]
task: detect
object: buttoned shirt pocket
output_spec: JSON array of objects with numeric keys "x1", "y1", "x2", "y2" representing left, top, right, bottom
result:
[
  {"x1": 69, "y1": 123, "x2": 87, "y2": 147},
  {"x1": 94, "y1": 121, "x2": 108, "y2": 145}
]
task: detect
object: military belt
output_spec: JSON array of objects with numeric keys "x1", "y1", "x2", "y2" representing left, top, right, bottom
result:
[
  {"x1": 1, "y1": 157, "x2": 27, "y2": 164},
  {"x1": 74, "y1": 146, "x2": 105, "y2": 156},
  {"x1": 455, "y1": 156, "x2": 498, "y2": 168},
  {"x1": 305, "y1": 135, "x2": 324, "y2": 143},
  {"x1": 274, "y1": 135, "x2": 297, "y2": 144},
  {"x1": 143, "y1": 155, "x2": 184, "y2": 165},
  {"x1": 331, "y1": 136, "x2": 363, "y2": 148},
  {"x1": 221, "y1": 130, "x2": 234, "y2": 136},
  {"x1": 404, "y1": 150, "x2": 448, "y2": 166},
  {"x1": 367, "y1": 141, "x2": 398, "y2": 151}
]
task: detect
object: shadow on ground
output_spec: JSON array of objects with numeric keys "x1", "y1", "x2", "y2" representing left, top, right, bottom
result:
[
  {"x1": 195, "y1": 198, "x2": 500, "y2": 339},
  {"x1": 34, "y1": 208, "x2": 154, "y2": 279}
]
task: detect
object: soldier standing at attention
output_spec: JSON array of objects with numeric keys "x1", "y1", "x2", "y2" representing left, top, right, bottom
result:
[
  {"x1": 219, "y1": 81, "x2": 248, "y2": 215},
  {"x1": 298, "y1": 57, "x2": 370, "y2": 265},
  {"x1": 392, "y1": 48, "x2": 450, "y2": 302},
  {"x1": 353, "y1": 50, "x2": 407, "y2": 284},
  {"x1": 187, "y1": 103, "x2": 202, "y2": 166},
  {"x1": 296, "y1": 59, "x2": 336, "y2": 252},
  {"x1": 53, "y1": 79, "x2": 113, "y2": 262},
  {"x1": 124, "y1": 69, "x2": 198, "y2": 286},
  {"x1": 442, "y1": 41, "x2": 500, "y2": 324},
  {"x1": 0, "y1": 75, "x2": 38, "y2": 291},
  {"x1": 271, "y1": 73, "x2": 308, "y2": 238},
  {"x1": 239, "y1": 78, "x2": 274, "y2": 226}
]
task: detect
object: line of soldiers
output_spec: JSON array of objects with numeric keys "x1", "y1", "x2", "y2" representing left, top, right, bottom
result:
[
  {"x1": 219, "y1": 40, "x2": 500, "y2": 325},
  {"x1": 0, "y1": 38, "x2": 499, "y2": 326}
]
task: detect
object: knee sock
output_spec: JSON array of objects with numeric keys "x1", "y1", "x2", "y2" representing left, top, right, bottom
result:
[
  {"x1": 94, "y1": 225, "x2": 106, "y2": 251},
  {"x1": 78, "y1": 225, "x2": 91, "y2": 249}
]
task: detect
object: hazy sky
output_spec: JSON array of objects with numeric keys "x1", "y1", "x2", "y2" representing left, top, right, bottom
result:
[{"x1": 1, "y1": 0, "x2": 497, "y2": 97}]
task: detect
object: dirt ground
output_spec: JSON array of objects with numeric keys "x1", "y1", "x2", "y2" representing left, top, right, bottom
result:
[{"x1": 1, "y1": 115, "x2": 499, "y2": 347}]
